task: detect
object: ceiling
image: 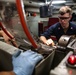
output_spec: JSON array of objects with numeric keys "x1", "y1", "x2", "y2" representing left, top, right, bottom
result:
[
  {"x1": 0, "y1": 0, "x2": 76, "y2": 14},
  {"x1": 24, "y1": 0, "x2": 76, "y2": 13}
]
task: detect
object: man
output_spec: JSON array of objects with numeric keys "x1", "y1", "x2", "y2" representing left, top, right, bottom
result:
[
  {"x1": 0, "y1": 50, "x2": 43, "y2": 75},
  {"x1": 40, "y1": 6, "x2": 76, "y2": 46}
]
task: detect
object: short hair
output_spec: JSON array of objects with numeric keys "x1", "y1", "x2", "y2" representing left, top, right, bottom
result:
[{"x1": 59, "y1": 6, "x2": 72, "y2": 15}]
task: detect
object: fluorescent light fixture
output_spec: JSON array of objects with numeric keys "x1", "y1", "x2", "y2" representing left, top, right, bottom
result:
[{"x1": 46, "y1": 1, "x2": 66, "y2": 4}]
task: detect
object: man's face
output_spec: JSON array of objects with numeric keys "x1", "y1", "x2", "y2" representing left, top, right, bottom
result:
[{"x1": 58, "y1": 13, "x2": 72, "y2": 29}]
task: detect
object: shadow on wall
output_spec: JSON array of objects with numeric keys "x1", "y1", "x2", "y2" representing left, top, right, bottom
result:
[{"x1": 70, "y1": 12, "x2": 76, "y2": 21}]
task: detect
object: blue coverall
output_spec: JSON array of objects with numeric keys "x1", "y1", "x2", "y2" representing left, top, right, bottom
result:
[{"x1": 41, "y1": 22, "x2": 76, "y2": 41}]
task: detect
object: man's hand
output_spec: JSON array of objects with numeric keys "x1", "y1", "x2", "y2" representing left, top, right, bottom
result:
[
  {"x1": 40, "y1": 36, "x2": 55, "y2": 46},
  {"x1": 45, "y1": 39, "x2": 55, "y2": 46},
  {"x1": 12, "y1": 50, "x2": 44, "y2": 75}
]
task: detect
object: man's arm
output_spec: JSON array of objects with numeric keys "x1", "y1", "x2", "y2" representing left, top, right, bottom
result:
[
  {"x1": 40, "y1": 36, "x2": 47, "y2": 44},
  {"x1": 40, "y1": 36, "x2": 55, "y2": 46}
]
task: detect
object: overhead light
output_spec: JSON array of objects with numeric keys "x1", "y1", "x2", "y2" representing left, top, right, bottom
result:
[{"x1": 46, "y1": 1, "x2": 66, "y2": 4}]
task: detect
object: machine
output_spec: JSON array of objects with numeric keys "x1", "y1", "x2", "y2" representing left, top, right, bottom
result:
[{"x1": 0, "y1": 0, "x2": 76, "y2": 75}]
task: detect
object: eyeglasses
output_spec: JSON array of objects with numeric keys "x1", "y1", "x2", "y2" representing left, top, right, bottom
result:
[{"x1": 58, "y1": 16, "x2": 70, "y2": 20}]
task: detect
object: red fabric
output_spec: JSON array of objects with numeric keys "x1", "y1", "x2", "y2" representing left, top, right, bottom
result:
[{"x1": 48, "y1": 18, "x2": 59, "y2": 26}]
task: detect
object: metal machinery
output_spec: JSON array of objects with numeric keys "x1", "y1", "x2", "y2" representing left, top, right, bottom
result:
[
  {"x1": 0, "y1": 0, "x2": 55, "y2": 75},
  {"x1": 50, "y1": 35, "x2": 76, "y2": 75},
  {"x1": 0, "y1": 0, "x2": 76, "y2": 75}
]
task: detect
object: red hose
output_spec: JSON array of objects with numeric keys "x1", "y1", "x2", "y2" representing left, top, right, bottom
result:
[
  {"x1": 16, "y1": 0, "x2": 38, "y2": 48},
  {"x1": 0, "y1": 22, "x2": 14, "y2": 39},
  {"x1": 0, "y1": 22, "x2": 18, "y2": 47}
]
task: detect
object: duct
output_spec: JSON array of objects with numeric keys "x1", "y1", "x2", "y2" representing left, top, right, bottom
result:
[
  {"x1": 25, "y1": 0, "x2": 76, "y2": 10},
  {"x1": 65, "y1": 3, "x2": 76, "y2": 6},
  {"x1": 0, "y1": 0, "x2": 75, "y2": 9},
  {"x1": 24, "y1": 1, "x2": 45, "y2": 7},
  {"x1": 0, "y1": 0, "x2": 71, "y2": 7},
  {"x1": 24, "y1": 1, "x2": 67, "y2": 8},
  {"x1": 0, "y1": 0, "x2": 45, "y2": 7},
  {"x1": 0, "y1": 0, "x2": 15, "y2": 3},
  {"x1": 0, "y1": 0, "x2": 76, "y2": 15},
  {"x1": 24, "y1": 0, "x2": 76, "y2": 14},
  {"x1": 26, "y1": 8, "x2": 39, "y2": 13},
  {"x1": 0, "y1": 0, "x2": 75, "y2": 6}
]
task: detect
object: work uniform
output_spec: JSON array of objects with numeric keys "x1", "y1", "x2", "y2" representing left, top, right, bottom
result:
[{"x1": 41, "y1": 22, "x2": 76, "y2": 41}]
